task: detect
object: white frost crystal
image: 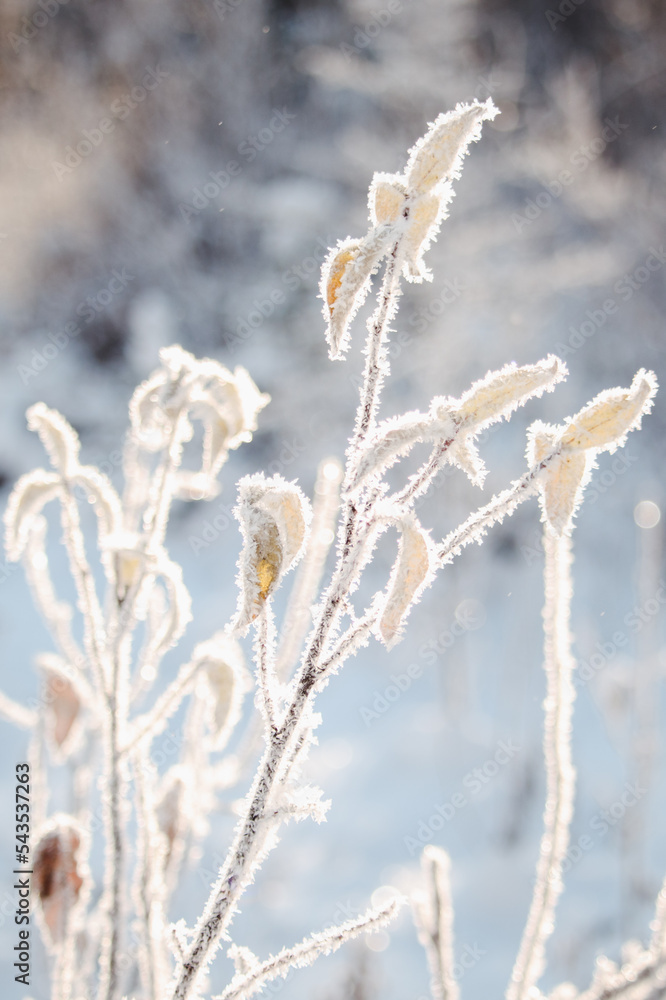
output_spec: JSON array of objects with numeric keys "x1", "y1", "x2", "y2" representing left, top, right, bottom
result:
[
  {"x1": 234, "y1": 474, "x2": 312, "y2": 629},
  {"x1": 529, "y1": 369, "x2": 657, "y2": 535}
]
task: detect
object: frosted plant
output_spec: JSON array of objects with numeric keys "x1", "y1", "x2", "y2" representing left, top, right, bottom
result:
[{"x1": 0, "y1": 102, "x2": 661, "y2": 1000}]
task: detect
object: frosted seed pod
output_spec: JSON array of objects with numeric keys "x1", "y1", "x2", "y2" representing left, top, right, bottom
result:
[
  {"x1": 405, "y1": 99, "x2": 499, "y2": 196},
  {"x1": 378, "y1": 517, "x2": 433, "y2": 649},
  {"x1": 39, "y1": 655, "x2": 81, "y2": 754},
  {"x1": 155, "y1": 768, "x2": 186, "y2": 868},
  {"x1": 194, "y1": 631, "x2": 249, "y2": 749},
  {"x1": 184, "y1": 365, "x2": 269, "y2": 494},
  {"x1": 561, "y1": 369, "x2": 657, "y2": 454},
  {"x1": 33, "y1": 818, "x2": 87, "y2": 948},
  {"x1": 324, "y1": 240, "x2": 363, "y2": 314},
  {"x1": 369, "y1": 173, "x2": 407, "y2": 226},
  {"x1": 235, "y1": 474, "x2": 312, "y2": 629},
  {"x1": 401, "y1": 193, "x2": 443, "y2": 282},
  {"x1": 456, "y1": 357, "x2": 566, "y2": 433},
  {"x1": 539, "y1": 452, "x2": 589, "y2": 536},
  {"x1": 320, "y1": 227, "x2": 395, "y2": 360},
  {"x1": 128, "y1": 369, "x2": 173, "y2": 451},
  {"x1": 26, "y1": 403, "x2": 80, "y2": 475},
  {"x1": 72, "y1": 468, "x2": 122, "y2": 539},
  {"x1": 4, "y1": 471, "x2": 61, "y2": 561}
]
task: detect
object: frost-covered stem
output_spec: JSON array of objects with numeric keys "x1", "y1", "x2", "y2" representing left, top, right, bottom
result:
[
  {"x1": 52, "y1": 918, "x2": 79, "y2": 1000},
  {"x1": 277, "y1": 459, "x2": 342, "y2": 678},
  {"x1": 577, "y1": 952, "x2": 666, "y2": 1000},
  {"x1": 316, "y1": 615, "x2": 375, "y2": 681},
  {"x1": 25, "y1": 520, "x2": 86, "y2": 682},
  {"x1": 28, "y1": 701, "x2": 48, "y2": 832},
  {"x1": 169, "y1": 540, "x2": 369, "y2": 998},
  {"x1": 121, "y1": 437, "x2": 152, "y2": 534},
  {"x1": 350, "y1": 250, "x2": 401, "y2": 454},
  {"x1": 170, "y1": 258, "x2": 403, "y2": 1000},
  {"x1": 99, "y1": 417, "x2": 188, "y2": 999},
  {"x1": 507, "y1": 528, "x2": 576, "y2": 1000},
  {"x1": 142, "y1": 415, "x2": 185, "y2": 553},
  {"x1": 394, "y1": 439, "x2": 453, "y2": 508},
  {"x1": 650, "y1": 874, "x2": 666, "y2": 958},
  {"x1": 59, "y1": 477, "x2": 126, "y2": 1000},
  {"x1": 255, "y1": 605, "x2": 278, "y2": 733},
  {"x1": 438, "y1": 452, "x2": 560, "y2": 566},
  {"x1": 132, "y1": 752, "x2": 168, "y2": 1000},
  {"x1": 58, "y1": 480, "x2": 108, "y2": 693},
  {"x1": 214, "y1": 899, "x2": 401, "y2": 1000},
  {"x1": 97, "y1": 668, "x2": 125, "y2": 1000},
  {"x1": 123, "y1": 655, "x2": 205, "y2": 755},
  {"x1": 0, "y1": 691, "x2": 36, "y2": 729},
  {"x1": 416, "y1": 847, "x2": 459, "y2": 1000}
]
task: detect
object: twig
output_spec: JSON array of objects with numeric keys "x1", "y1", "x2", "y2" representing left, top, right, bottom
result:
[{"x1": 506, "y1": 528, "x2": 576, "y2": 1000}]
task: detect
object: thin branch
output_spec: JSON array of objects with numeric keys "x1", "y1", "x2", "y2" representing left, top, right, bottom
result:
[
  {"x1": 414, "y1": 846, "x2": 459, "y2": 1000},
  {"x1": 437, "y1": 451, "x2": 561, "y2": 567},
  {"x1": 168, "y1": 252, "x2": 406, "y2": 1000},
  {"x1": 277, "y1": 458, "x2": 343, "y2": 679},
  {"x1": 0, "y1": 690, "x2": 36, "y2": 729},
  {"x1": 506, "y1": 528, "x2": 576, "y2": 1000},
  {"x1": 123, "y1": 654, "x2": 204, "y2": 756},
  {"x1": 132, "y1": 750, "x2": 169, "y2": 1000},
  {"x1": 214, "y1": 898, "x2": 401, "y2": 1000}
]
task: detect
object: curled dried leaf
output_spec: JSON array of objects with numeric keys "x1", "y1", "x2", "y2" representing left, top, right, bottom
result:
[
  {"x1": 320, "y1": 227, "x2": 396, "y2": 360},
  {"x1": 539, "y1": 452, "x2": 590, "y2": 536},
  {"x1": 39, "y1": 655, "x2": 82, "y2": 754},
  {"x1": 405, "y1": 100, "x2": 499, "y2": 196},
  {"x1": 156, "y1": 768, "x2": 186, "y2": 871},
  {"x1": 129, "y1": 346, "x2": 268, "y2": 482},
  {"x1": 72, "y1": 467, "x2": 122, "y2": 539},
  {"x1": 34, "y1": 817, "x2": 87, "y2": 949},
  {"x1": 378, "y1": 517, "x2": 433, "y2": 649},
  {"x1": 369, "y1": 173, "x2": 407, "y2": 226},
  {"x1": 561, "y1": 369, "x2": 657, "y2": 454},
  {"x1": 456, "y1": 357, "x2": 567, "y2": 433},
  {"x1": 402, "y1": 192, "x2": 443, "y2": 282},
  {"x1": 195, "y1": 631, "x2": 249, "y2": 749},
  {"x1": 26, "y1": 404, "x2": 80, "y2": 475},
  {"x1": 234, "y1": 474, "x2": 312, "y2": 629},
  {"x1": 4, "y1": 471, "x2": 61, "y2": 561}
]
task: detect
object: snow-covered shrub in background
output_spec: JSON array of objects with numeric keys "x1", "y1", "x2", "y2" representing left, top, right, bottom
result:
[{"x1": 1, "y1": 102, "x2": 663, "y2": 1000}]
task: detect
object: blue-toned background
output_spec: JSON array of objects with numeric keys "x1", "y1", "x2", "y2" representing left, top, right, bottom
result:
[{"x1": 0, "y1": 0, "x2": 665, "y2": 997}]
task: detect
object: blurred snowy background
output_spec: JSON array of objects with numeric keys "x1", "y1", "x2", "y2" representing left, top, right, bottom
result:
[{"x1": 0, "y1": 0, "x2": 665, "y2": 997}]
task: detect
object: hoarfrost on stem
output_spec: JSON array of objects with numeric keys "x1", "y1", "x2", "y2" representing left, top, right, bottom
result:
[{"x1": 0, "y1": 102, "x2": 661, "y2": 1000}]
